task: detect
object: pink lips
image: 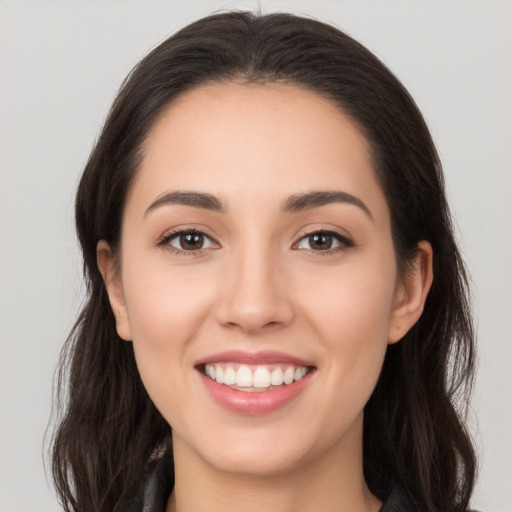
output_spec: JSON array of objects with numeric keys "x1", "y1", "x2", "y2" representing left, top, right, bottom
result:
[
  {"x1": 195, "y1": 350, "x2": 315, "y2": 415},
  {"x1": 196, "y1": 350, "x2": 314, "y2": 367}
]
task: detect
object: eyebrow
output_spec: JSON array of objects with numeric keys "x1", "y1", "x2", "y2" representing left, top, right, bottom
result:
[
  {"x1": 281, "y1": 190, "x2": 373, "y2": 220},
  {"x1": 144, "y1": 189, "x2": 372, "y2": 220},
  {"x1": 144, "y1": 191, "x2": 226, "y2": 216}
]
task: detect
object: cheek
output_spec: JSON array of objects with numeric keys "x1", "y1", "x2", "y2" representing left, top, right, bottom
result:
[
  {"x1": 121, "y1": 259, "x2": 218, "y2": 397},
  {"x1": 302, "y1": 251, "x2": 396, "y2": 340},
  {"x1": 300, "y1": 254, "x2": 396, "y2": 398},
  {"x1": 124, "y1": 256, "x2": 217, "y2": 337}
]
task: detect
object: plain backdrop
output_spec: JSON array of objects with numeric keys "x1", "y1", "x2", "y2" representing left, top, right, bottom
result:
[{"x1": 1, "y1": 1, "x2": 511, "y2": 511}]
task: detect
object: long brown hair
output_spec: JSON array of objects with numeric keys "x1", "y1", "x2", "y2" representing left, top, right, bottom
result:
[{"x1": 49, "y1": 11, "x2": 477, "y2": 511}]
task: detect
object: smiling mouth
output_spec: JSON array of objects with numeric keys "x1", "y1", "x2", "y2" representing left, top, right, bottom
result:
[{"x1": 199, "y1": 363, "x2": 314, "y2": 392}]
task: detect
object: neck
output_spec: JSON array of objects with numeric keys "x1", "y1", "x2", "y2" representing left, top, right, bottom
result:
[{"x1": 166, "y1": 418, "x2": 381, "y2": 512}]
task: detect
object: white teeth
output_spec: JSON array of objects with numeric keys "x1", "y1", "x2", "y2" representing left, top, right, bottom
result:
[
  {"x1": 204, "y1": 363, "x2": 309, "y2": 389},
  {"x1": 206, "y1": 365, "x2": 215, "y2": 380},
  {"x1": 236, "y1": 365, "x2": 253, "y2": 387},
  {"x1": 253, "y1": 367, "x2": 271, "y2": 388},
  {"x1": 215, "y1": 365, "x2": 224, "y2": 384},
  {"x1": 270, "y1": 367, "x2": 284, "y2": 386},
  {"x1": 283, "y1": 366, "x2": 295, "y2": 385},
  {"x1": 294, "y1": 366, "x2": 308, "y2": 381},
  {"x1": 223, "y1": 366, "x2": 236, "y2": 385}
]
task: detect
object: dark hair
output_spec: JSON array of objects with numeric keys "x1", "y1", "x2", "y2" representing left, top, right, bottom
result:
[{"x1": 49, "y1": 10, "x2": 476, "y2": 511}]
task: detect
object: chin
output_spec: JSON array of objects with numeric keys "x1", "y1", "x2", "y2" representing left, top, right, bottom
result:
[
  {"x1": 205, "y1": 443, "x2": 308, "y2": 477},
  {"x1": 179, "y1": 420, "x2": 325, "y2": 478}
]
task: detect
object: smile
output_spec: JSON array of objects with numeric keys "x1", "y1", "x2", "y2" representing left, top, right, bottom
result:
[
  {"x1": 203, "y1": 363, "x2": 310, "y2": 392},
  {"x1": 196, "y1": 351, "x2": 316, "y2": 414}
]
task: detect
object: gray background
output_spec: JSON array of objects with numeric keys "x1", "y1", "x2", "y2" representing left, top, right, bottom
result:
[{"x1": 1, "y1": 1, "x2": 511, "y2": 510}]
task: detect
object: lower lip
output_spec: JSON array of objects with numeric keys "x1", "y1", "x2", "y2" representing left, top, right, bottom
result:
[{"x1": 199, "y1": 371, "x2": 313, "y2": 415}]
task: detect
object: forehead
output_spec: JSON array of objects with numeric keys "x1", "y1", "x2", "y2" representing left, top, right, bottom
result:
[
  {"x1": 127, "y1": 82, "x2": 388, "y2": 223},
  {"x1": 142, "y1": 81, "x2": 369, "y2": 173}
]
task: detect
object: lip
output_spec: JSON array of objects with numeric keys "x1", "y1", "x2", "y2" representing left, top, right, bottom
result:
[
  {"x1": 195, "y1": 350, "x2": 314, "y2": 367},
  {"x1": 199, "y1": 370, "x2": 314, "y2": 415},
  {"x1": 195, "y1": 350, "x2": 316, "y2": 415}
]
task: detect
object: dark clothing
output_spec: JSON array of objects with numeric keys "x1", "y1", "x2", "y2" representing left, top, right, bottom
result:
[
  {"x1": 379, "y1": 485, "x2": 418, "y2": 512},
  {"x1": 132, "y1": 450, "x2": 418, "y2": 511}
]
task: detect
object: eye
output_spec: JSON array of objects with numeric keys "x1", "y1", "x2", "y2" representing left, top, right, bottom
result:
[
  {"x1": 294, "y1": 230, "x2": 353, "y2": 252},
  {"x1": 159, "y1": 229, "x2": 218, "y2": 253}
]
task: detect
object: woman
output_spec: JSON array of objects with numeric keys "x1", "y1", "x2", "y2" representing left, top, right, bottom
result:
[{"x1": 50, "y1": 11, "x2": 477, "y2": 512}]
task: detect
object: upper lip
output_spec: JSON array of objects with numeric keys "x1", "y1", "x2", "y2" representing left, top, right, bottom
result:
[{"x1": 194, "y1": 350, "x2": 315, "y2": 367}]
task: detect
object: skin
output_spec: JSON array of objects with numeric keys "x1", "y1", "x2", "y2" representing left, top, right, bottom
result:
[{"x1": 98, "y1": 83, "x2": 433, "y2": 512}]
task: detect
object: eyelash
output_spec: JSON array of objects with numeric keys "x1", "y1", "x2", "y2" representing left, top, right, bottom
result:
[
  {"x1": 156, "y1": 228, "x2": 354, "y2": 256},
  {"x1": 156, "y1": 228, "x2": 219, "y2": 256},
  {"x1": 293, "y1": 229, "x2": 354, "y2": 255}
]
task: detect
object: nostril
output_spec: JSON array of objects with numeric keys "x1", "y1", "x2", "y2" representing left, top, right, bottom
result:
[{"x1": 214, "y1": 270, "x2": 295, "y2": 332}]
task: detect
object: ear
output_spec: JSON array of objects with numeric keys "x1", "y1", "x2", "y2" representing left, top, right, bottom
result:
[
  {"x1": 96, "y1": 240, "x2": 133, "y2": 341},
  {"x1": 388, "y1": 240, "x2": 433, "y2": 344}
]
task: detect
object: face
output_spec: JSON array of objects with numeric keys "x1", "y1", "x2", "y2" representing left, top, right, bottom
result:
[{"x1": 99, "y1": 83, "x2": 430, "y2": 478}]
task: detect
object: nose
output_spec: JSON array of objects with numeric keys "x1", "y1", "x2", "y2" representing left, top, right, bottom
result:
[{"x1": 215, "y1": 245, "x2": 295, "y2": 334}]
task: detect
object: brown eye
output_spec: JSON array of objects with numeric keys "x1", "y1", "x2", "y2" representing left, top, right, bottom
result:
[
  {"x1": 179, "y1": 232, "x2": 205, "y2": 250},
  {"x1": 295, "y1": 230, "x2": 353, "y2": 252},
  {"x1": 308, "y1": 233, "x2": 334, "y2": 250},
  {"x1": 163, "y1": 230, "x2": 217, "y2": 252}
]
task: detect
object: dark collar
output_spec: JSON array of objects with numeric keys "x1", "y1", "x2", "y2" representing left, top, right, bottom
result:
[{"x1": 379, "y1": 484, "x2": 417, "y2": 511}]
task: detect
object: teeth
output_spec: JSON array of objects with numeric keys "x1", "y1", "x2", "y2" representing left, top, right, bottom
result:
[
  {"x1": 294, "y1": 367, "x2": 307, "y2": 381},
  {"x1": 270, "y1": 367, "x2": 284, "y2": 385},
  {"x1": 253, "y1": 367, "x2": 271, "y2": 388},
  {"x1": 236, "y1": 365, "x2": 253, "y2": 387},
  {"x1": 223, "y1": 366, "x2": 236, "y2": 385},
  {"x1": 206, "y1": 365, "x2": 215, "y2": 380},
  {"x1": 204, "y1": 363, "x2": 310, "y2": 390},
  {"x1": 283, "y1": 366, "x2": 294, "y2": 385}
]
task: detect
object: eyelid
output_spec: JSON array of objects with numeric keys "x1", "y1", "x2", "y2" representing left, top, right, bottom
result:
[
  {"x1": 156, "y1": 226, "x2": 221, "y2": 255},
  {"x1": 155, "y1": 225, "x2": 354, "y2": 256},
  {"x1": 292, "y1": 227, "x2": 354, "y2": 253}
]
